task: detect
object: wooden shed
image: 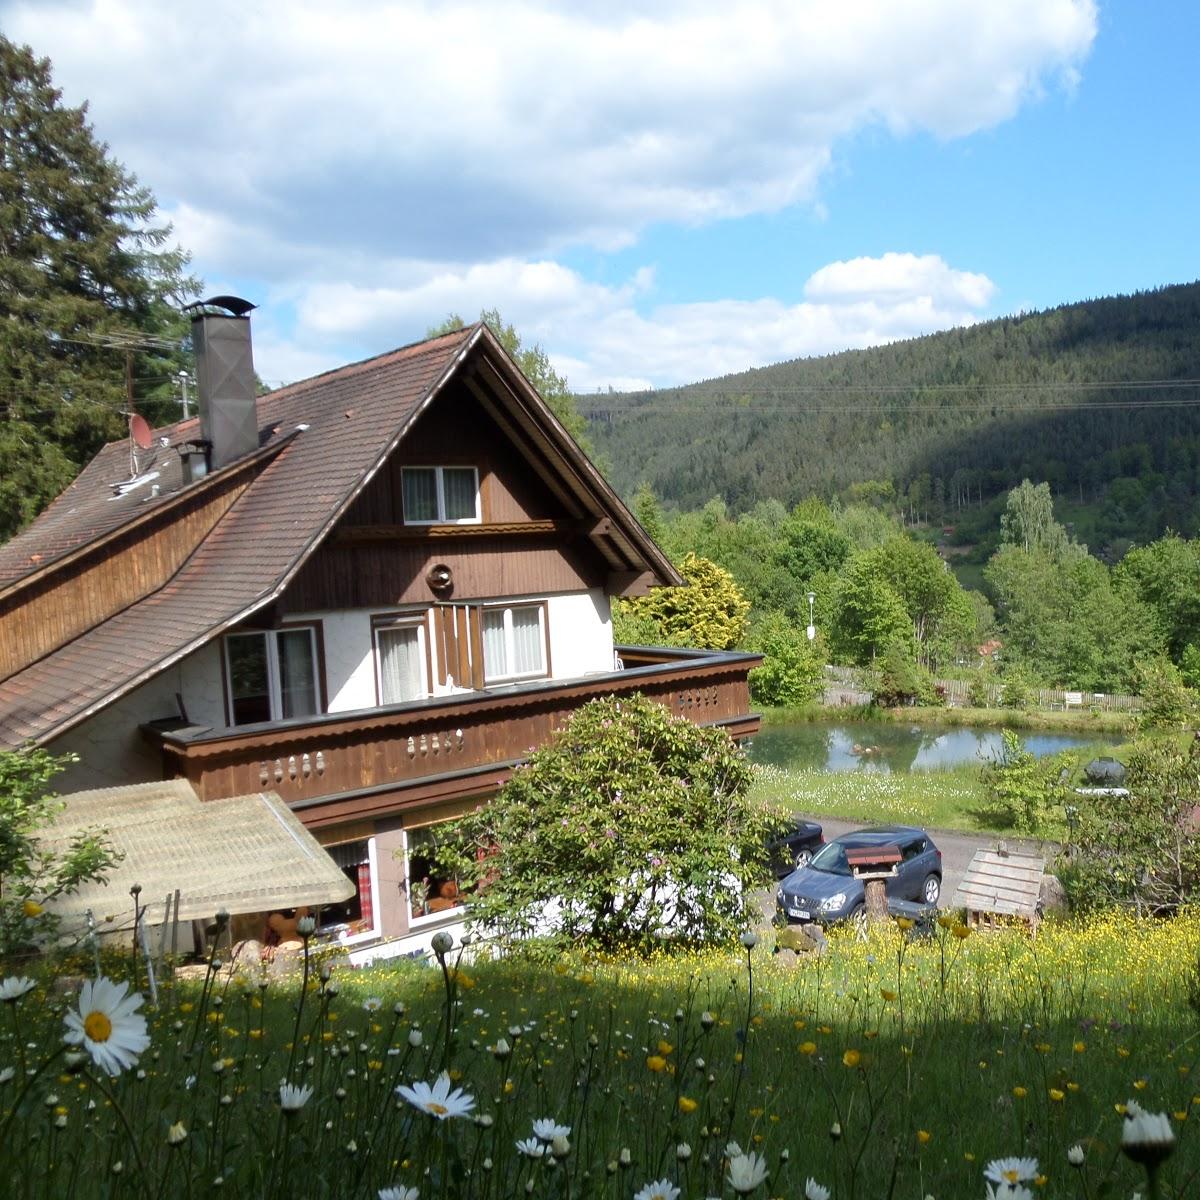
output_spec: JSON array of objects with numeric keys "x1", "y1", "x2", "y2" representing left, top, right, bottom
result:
[{"x1": 951, "y1": 848, "x2": 1045, "y2": 935}]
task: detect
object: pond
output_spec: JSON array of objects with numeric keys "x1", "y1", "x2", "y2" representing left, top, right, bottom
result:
[{"x1": 748, "y1": 720, "x2": 1122, "y2": 775}]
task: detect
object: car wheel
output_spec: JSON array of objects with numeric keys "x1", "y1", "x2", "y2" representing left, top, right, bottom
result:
[
  {"x1": 848, "y1": 904, "x2": 868, "y2": 934},
  {"x1": 922, "y1": 874, "x2": 941, "y2": 905},
  {"x1": 793, "y1": 848, "x2": 812, "y2": 869}
]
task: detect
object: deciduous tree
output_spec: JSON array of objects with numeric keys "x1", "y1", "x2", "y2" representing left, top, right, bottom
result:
[{"x1": 1, "y1": 746, "x2": 120, "y2": 961}]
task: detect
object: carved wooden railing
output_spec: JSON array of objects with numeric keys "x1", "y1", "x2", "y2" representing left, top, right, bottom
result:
[{"x1": 150, "y1": 647, "x2": 762, "y2": 816}]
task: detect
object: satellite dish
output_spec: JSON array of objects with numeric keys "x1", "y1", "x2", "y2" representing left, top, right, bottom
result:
[{"x1": 129, "y1": 413, "x2": 154, "y2": 451}]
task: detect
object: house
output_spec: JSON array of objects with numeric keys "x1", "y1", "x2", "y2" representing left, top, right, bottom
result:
[{"x1": 0, "y1": 300, "x2": 761, "y2": 961}]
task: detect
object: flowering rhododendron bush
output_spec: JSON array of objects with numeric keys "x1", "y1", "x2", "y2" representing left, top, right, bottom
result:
[
  {"x1": 433, "y1": 694, "x2": 780, "y2": 950},
  {"x1": 0, "y1": 909, "x2": 1197, "y2": 1198}
]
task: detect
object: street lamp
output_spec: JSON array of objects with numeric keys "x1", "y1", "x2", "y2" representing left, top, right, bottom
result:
[{"x1": 806, "y1": 591, "x2": 817, "y2": 642}]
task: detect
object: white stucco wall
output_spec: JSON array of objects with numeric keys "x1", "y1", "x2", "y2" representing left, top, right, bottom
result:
[
  {"x1": 48, "y1": 588, "x2": 614, "y2": 790},
  {"x1": 49, "y1": 643, "x2": 225, "y2": 792},
  {"x1": 546, "y1": 588, "x2": 613, "y2": 678}
]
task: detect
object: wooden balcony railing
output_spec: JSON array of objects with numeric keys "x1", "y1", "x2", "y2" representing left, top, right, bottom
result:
[{"x1": 148, "y1": 646, "x2": 762, "y2": 826}]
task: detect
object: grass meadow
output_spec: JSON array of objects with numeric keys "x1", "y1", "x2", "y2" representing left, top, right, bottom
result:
[
  {"x1": 749, "y1": 761, "x2": 1001, "y2": 835},
  {"x1": 2, "y1": 909, "x2": 1197, "y2": 1199}
]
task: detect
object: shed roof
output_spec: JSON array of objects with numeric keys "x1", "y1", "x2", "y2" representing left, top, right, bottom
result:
[
  {"x1": 0, "y1": 323, "x2": 679, "y2": 748},
  {"x1": 39, "y1": 779, "x2": 355, "y2": 929}
]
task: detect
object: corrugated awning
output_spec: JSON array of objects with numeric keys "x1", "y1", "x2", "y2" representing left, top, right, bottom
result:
[{"x1": 39, "y1": 779, "x2": 355, "y2": 930}]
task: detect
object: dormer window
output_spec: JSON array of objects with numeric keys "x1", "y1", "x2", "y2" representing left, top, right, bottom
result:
[{"x1": 402, "y1": 466, "x2": 480, "y2": 524}]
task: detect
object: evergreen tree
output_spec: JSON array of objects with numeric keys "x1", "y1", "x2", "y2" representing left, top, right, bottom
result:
[{"x1": 0, "y1": 36, "x2": 199, "y2": 539}]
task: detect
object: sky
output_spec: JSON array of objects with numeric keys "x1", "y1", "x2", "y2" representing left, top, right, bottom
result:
[{"x1": 4, "y1": 1, "x2": 1198, "y2": 394}]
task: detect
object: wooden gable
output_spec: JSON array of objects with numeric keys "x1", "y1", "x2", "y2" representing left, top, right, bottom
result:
[{"x1": 282, "y1": 380, "x2": 613, "y2": 613}]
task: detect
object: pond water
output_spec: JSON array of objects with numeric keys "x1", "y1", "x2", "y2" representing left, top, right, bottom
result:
[{"x1": 748, "y1": 720, "x2": 1121, "y2": 775}]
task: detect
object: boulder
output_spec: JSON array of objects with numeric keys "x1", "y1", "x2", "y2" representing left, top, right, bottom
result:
[
  {"x1": 1038, "y1": 873, "x2": 1069, "y2": 917},
  {"x1": 775, "y1": 923, "x2": 827, "y2": 956}
]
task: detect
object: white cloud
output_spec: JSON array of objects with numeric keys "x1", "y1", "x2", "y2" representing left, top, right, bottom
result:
[
  {"x1": 9, "y1": 0, "x2": 1096, "y2": 276},
  {"x1": 260, "y1": 251, "x2": 993, "y2": 391},
  {"x1": 5, "y1": 3, "x2": 1082, "y2": 393},
  {"x1": 805, "y1": 252, "x2": 996, "y2": 309}
]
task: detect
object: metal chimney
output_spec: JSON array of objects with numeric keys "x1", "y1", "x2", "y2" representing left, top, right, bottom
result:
[{"x1": 185, "y1": 296, "x2": 259, "y2": 471}]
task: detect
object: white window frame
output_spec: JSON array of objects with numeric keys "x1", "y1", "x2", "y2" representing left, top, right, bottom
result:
[
  {"x1": 372, "y1": 616, "x2": 430, "y2": 705},
  {"x1": 401, "y1": 465, "x2": 481, "y2": 525},
  {"x1": 319, "y1": 837, "x2": 381, "y2": 947},
  {"x1": 224, "y1": 626, "x2": 319, "y2": 725},
  {"x1": 482, "y1": 602, "x2": 548, "y2": 683},
  {"x1": 403, "y1": 826, "x2": 466, "y2": 928}
]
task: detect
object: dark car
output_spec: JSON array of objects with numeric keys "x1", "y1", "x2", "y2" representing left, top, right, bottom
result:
[
  {"x1": 776, "y1": 825, "x2": 942, "y2": 926},
  {"x1": 767, "y1": 815, "x2": 824, "y2": 877}
]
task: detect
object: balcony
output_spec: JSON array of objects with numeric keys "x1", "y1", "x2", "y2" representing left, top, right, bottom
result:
[{"x1": 147, "y1": 646, "x2": 762, "y2": 829}]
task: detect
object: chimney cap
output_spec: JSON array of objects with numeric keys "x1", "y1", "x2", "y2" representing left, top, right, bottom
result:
[{"x1": 184, "y1": 295, "x2": 257, "y2": 318}]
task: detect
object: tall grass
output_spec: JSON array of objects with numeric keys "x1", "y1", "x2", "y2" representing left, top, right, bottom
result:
[{"x1": 2, "y1": 910, "x2": 1197, "y2": 1198}]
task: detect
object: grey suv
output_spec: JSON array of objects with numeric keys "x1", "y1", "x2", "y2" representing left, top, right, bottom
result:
[{"x1": 775, "y1": 825, "x2": 942, "y2": 926}]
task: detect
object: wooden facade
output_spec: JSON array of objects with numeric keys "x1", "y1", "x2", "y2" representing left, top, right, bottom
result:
[
  {"x1": 0, "y1": 463, "x2": 261, "y2": 680},
  {"x1": 151, "y1": 647, "x2": 761, "y2": 830}
]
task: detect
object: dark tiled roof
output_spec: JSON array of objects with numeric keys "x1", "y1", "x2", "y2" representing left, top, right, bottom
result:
[
  {"x1": 0, "y1": 322, "x2": 679, "y2": 750},
  {"x1": 0, "y1": 328, "x2": 476, "y2": 747}
]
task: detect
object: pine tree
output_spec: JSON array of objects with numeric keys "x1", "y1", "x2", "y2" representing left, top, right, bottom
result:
[{"x1": 0, "y1": 36, "x2": 199, "y2": 539}]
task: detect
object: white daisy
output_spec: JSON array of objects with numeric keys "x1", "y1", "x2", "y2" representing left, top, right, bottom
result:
[
  {"x1": 395, "y1": 1072, "x2": 475, "y2": 1120},
  {"x1": 985, "y1": 1186, "x2": 1034, "y2": 1200},
  {"x1": 378, "y1": 1188, "x2": 419, "y2": 1200},
  {"x1": 727, "y1": 1150, "x2": 769, "y2": 1194},
  {"x1": 984, "y1": 1157, "x2": 1039, "y2": 1186},
  {"x1": 805, "y1": 1180, "x2": 831, "y2": 1200},
  {"x1": 515, "y1": 1137, "x2": 546, "y2": 1158},
  {"x1": 62, "y1": 976, "x2": 149, "y2": 1076},
  {"x1": 0, "y1": 977, "x2": 35, "y2": 1003},
  {"x1": 532, "y1": 1117, "x2": 571, "y2": 1141},
  {"x1": 362, "y1": 997, "x2": 383, "y2": 1013},
  {"x1": 1121, "y1": 1103, "x2": 1175, "y2": 1166},
  {"x1": 278, "y1": 1081, "x2": 314, "y2": 1112},
  {"x1": 633, "y1": 1180, "x2": 680, "y2": 1200}
]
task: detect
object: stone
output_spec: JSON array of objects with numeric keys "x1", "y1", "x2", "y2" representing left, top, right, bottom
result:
[
  {"x1": 775, "y1": 923, "x2": 827, "y2": 956},
  {"x1": 1038, "y1": 873, "x2": 1069, "y2": 917}
]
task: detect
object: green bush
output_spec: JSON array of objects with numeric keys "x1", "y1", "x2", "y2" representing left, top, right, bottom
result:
[
  {"x1": 614, "y1": 552, "x2": 750, "y2": 651},
  {"x1": 1063, "y1": 735, "x2": 1200, "y2": 915},
  {"x1": 434, "y1": 694, "x2": 776, "y2": 952},
  {"x1": 966, "y1": 668, "x2": 995, "y2": 708},
  {"x1": 999, "y1": 664, "x2": 1036, "y2": 710},
  {"x1": 980, "y1": 729, "x2": 1067, "y2": 834},
  {"x1": 1, "y1": 746, "x2": 120, "y2": 963},
  {"x1": 746, "y1": 612, "x2": 826, "y2": 707},
  {"x1": 1135, "y1": 656, "x2": 1198, "y2": 731},
  {"x1": 870, "y1": 641, "x2": 941, "y2": 708}
]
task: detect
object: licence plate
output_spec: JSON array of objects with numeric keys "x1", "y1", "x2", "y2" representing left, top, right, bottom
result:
[{"x1": 788, "y1": 905, "x2": 810, "y2": 919}]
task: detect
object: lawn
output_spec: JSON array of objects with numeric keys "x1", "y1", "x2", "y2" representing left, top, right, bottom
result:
[
  {"x1": 2, "y1": 911, "x2": 1197, "y2": 1198},
  {"x1": 750, "y1": 761, "x2": 1005, "y2": 834}
]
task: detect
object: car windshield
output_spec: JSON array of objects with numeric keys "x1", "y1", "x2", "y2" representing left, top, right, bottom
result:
[{"x1": 808, "y1": 841, "x2": 851, "y2": 876}]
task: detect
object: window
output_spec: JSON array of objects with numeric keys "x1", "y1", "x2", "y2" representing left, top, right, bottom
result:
[
  {"x1": 404, "y1": 826, "x2": 466, "y2": 923},
  {"x1": 482, "y1": 604, "x2": 546, "y2": 681},
  {"x1": 320, "y1": 839, "x2": 379, "y2": 941},
  {"x1": 402, "y1": 466, "x2": 480, "y2": 524},
  {"x1": 374, "y1": 620, "x2": 428, "y2": 704},
  {"x1": 225, "y1": 627, "x2": 320, "y2": 725}
]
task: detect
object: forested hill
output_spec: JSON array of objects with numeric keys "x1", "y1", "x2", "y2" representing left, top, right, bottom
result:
[{"x1": 580, "y1": 282, "x2": 1200, "y2": 551}]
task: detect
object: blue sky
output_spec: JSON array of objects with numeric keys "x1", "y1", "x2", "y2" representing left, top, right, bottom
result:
[{"x1": 5, "y1": 1, "x2": 1197, "y2": 393}]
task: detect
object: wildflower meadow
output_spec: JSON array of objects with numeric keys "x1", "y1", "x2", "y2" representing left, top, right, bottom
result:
[{"x1": 1, "y1": 909, "x2": 1197, "y2": 1199}]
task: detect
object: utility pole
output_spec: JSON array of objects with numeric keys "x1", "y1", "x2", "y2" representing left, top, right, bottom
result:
[{"x1": 178, "y1": 371, "x2": 191, "y2": 419}]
